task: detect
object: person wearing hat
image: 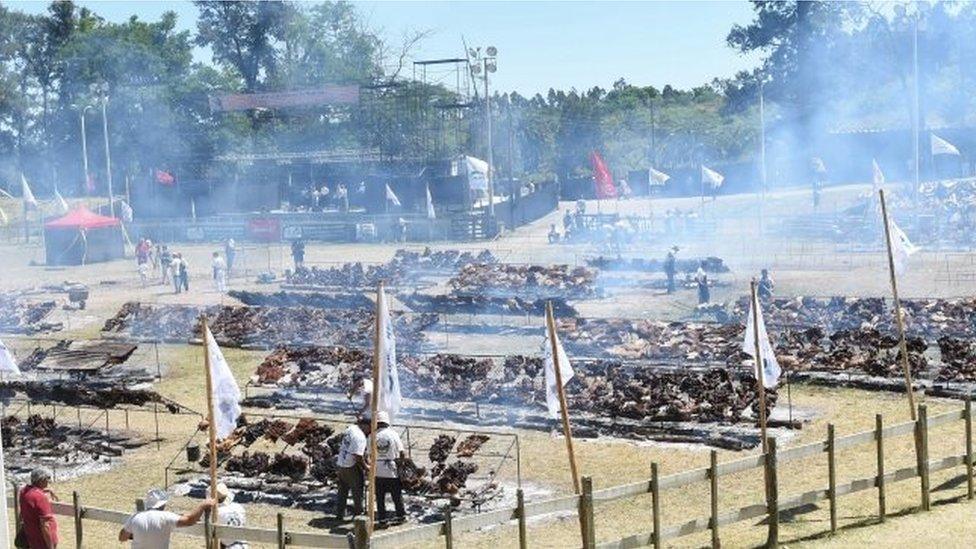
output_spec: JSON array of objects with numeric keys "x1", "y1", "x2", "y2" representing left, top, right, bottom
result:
[
  {"x1": 118, "y1": 489, "x2": 214, "y2": 548},
  {"x1": 372, "y1": 411, "x2": 407, "y2": 524},
  {"x1": 335, "y1": 415, "x2": 371, "y2": 521},
  {"x1": 664, "y1": 246, "x2": 678, "y2": 294},
  {"x1": 216, "y1": 483, "x2": 247, "y2": 549},
  {"x1": 18, "y1": 468, "x2": 58, "y2": 549}
]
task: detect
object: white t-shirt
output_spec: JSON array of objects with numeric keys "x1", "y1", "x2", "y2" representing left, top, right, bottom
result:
[
  {"x1": 123, "y1": 509, "x2": 181, "y2": 549},
  {"x1": 336, "y1": 425, "x2": 367, "y2": 468},
  {"x1": 218, "y1": 502, "x2": 247, "y2": 548},
  {"x1": 373, "y1": 428, "x2": 404, "y2": 479}
]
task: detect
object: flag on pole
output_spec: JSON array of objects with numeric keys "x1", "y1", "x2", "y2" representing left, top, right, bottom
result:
[
  {"x1": 0, "y1": 339, "x2": 20, "y2": 375},
  {"x1": 425, "y1": 184, "x2": 436, "y2": 220},
  {"x1": 21, "y1": 174, "x2": 37, "y2": 209},
  {"x1": 465, "y1": 156, "x2": 490, "y2": 191},
  {"x1": 204, "y1": 325, "x2": 241, "y2": 439},
  {"x1": 376, "y1": 285, "x2": 402, "y2": 417},
  {"x1": 872, "y1": 159, "x2": 885, "y2": 191},
  {"x1": 385, "y1": 184, "x2": 401, "y2": 207},
  {"x1": 701, "y1": 165, "x2": 725, "y2": 188},
  {"x1": 888, "y1": 217, "x2": 919, "y2": 276},
  {"x1": 54, "y1": 189, "x2": 70, "y2": 214},
  {"x1": 742, "y1": 298, "x2": 781, "y2": 388},
  {"x1": 649, "y1": 167, "x2": 671, "y2": 186},
  {"x1": 590, "y1": 151, "x2": 618, "y2": 199},
  {"x1": 931, "y1": 133, "x2": 960, "y2": 156},
  {"x1": 542, "y1": 320, "x2": 574, "y2": 419},
  {"x1": 118, "y1": 199, "x2": 134, "y2": 223}
]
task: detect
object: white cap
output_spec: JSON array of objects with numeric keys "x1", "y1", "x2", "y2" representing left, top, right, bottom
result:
[
  {"x1": 376, "y1": 411, "x2": 391, "y2": 425},
  {"x1": 216, "y1": 482, "x2": 234, "y2": 503},
  {"x1": 145, "y1": 489, "x2": 169, "y2": 510}
]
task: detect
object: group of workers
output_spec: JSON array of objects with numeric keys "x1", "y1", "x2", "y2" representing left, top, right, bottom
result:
[
  {"x1": 335, "y1": 411, "x2": 408, "y2": 525},
  {"x1": 664, "y1": 246, "x2": 774, "y2": 304}
]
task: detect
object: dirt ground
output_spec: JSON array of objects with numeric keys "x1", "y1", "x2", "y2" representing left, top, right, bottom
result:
[{"x1": 1, "y1": 184, "x2": 975, "y2": 548}]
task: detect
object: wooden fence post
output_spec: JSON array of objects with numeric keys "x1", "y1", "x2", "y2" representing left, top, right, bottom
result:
[
  {"x1": 966, "y1": 397, "x2": 973, "y2": 501},
  {"x1": 444, "y1": 506, "x2": 454, "y2": 549},
  {"x1": 651, "y1": 463, "x2": 661, "y2": 549},
  {"x1": 277, "y1": 512, "x2": 285, "y2": 549},
  {"x1": 764, "y1": 438, "x2": 778, "y2": 549},
  {"x1": 516, "y1": 488, "x2": 528, "y2": 549},
  {"x1": 875, "y1": 414, "x2": 886, "y2": 521},
  {"x1": 827, "y1": 424, "x2": 837, "y2": 534},
  {"x1": 581, "y1": 476, "x2": 596, "y2": 549},
  {"x1": 709, "y1": 450, "x2": 720, "y2": 549},
  {"x1": 353, "y1": 517, "x2": 370, "y2": 549},
  {"x1": 918, "y1": 405, "x2": 931, "y2": 511},
  {"x1": 72, "y1": 491, "x2": 82, "y2": 549},
  {"x1": 12, "y1": 483, "x2": 20, "y2": 532}
]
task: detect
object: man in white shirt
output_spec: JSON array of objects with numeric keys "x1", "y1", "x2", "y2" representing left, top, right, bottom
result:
[
  {"x1": 334, "y1": 415, "x2": 371, "y2": 521},
  {"x1": 212, "y1": 251, "x2": 227, "y2": 293},
  {"x1": 216, "y1": 482, "x2": 247, "y2": 549},
  {"x1": 372, "y1": 411, "x2": 407, "y2": 524},
  {"x1": 118, "y1": 488, "x2": 214, "y2": 549}
]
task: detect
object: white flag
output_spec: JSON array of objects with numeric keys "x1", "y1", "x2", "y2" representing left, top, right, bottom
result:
[
  {"x1": 425, "y1": 184, "x2": 436, "y2": 220},
  {"x1": 812, "y1": 157, "x2": 827, "y2": 174},
  {"x1": 742, "y1": 298, "x2": 781, "y2": 388},
  {"x1": 888, "y1": 217, "x2": 918, "y2": 276},
  {"x1": 0, "y1": 206, "x2": 7, "y2": 225},
  {"x1": 118, "y1": 199, "x2": 134, "y2": 223},
  {"x1": 385, "y1": 184, "x2": 401, "y2": 207},
  {"x1": 54, "y1": 189, "x2": 69, "y2": 214},
  {"x1": 701, "y1": 165, "x2": 724, "y2": 188},
  {"x1": 872, "y1": 159, "x2": 885, "y2": 191},
  {"x1": 465, "y1": 155, "x2": 489, "y2": 191},
  {"x1": 376, "y1": 285, "x2": 401, "y2": 417},
  {"x1": 21, "y1": 174, "x2": 37, "y2": 209},
  {"x1": 204, "y1": 325, "x2": 241, "y2": 439},
  {"x1": 649, "y1": 167, "x2": 671, "y2": 185},
  {"x1": 0, "y1": 339, "x2": 20, "y2": 375},
  {"x1": 543, "y1": 319, "x2": 574, "y2": 419},
  {"x1": 931, "y1": 133, "x2": 960, "y2": 156}
]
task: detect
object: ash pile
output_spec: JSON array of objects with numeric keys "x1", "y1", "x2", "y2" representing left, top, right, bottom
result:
[
  {"x1": 178, "y1": 417, "x2": 503, "y2": 520},
  {"x1": 0, "y1": 292, "x2": 61, "y2": 334},
  {"x1": 2, "y1": 414, "x2": 146, "y2": 479},
  {"x1": 398, "y1": 293, "x2": 578, "y2": 317},
  {"x1": 284, "y1": 249, "x2": 497, "y2": 289},
  {"x1": 102, "y1": 302, "x2": 438, "y2": 349},
  {"x1": 229, "y1": 290, "x2": 372, "y2": 310},
  {"x1": 448, "y1": 264, "x2": 599, "y2": 300}
]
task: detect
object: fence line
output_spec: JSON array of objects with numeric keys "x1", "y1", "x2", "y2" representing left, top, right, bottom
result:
[{"x1": 354, "y1": 401, "x2": 976, "y2": 549}]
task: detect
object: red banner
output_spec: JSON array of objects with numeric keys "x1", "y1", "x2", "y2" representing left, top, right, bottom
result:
[
  {"x1": 248, "y1": 218, "x2": 281, "y2": 242},
  {"x1": 209, "y1": 85, "x2": 361, "y2": 112},
  {"x1": 590, "y1": 151, "x2": 617, "y2": 199}
]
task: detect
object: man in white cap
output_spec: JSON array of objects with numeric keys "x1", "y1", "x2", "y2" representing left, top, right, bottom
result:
[
  {"x1": 372, "y1": 411, "x2": 407, "y2": 524},
  {"x1": 118, "y1": 489, "x2": 214, "y2": 548},
  {"x1": 216, "y1": 482, "x2": 247, "y2": 549},
  {"x1": 334, "y1": 415, "x2": 371, "y2": 521}
]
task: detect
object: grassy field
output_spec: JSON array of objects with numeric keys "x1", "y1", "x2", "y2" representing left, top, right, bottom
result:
[{"x1": 1, "y1": 185, "x2": 975, "y2": 548}]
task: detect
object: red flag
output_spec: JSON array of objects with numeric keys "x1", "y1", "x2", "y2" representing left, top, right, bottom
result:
[
  {"x1": 155, "y1": 169, "x2": 175, "y2": 186},
  {"x1": 590, "y1": 151, "x2": 617, "y2": 199}
]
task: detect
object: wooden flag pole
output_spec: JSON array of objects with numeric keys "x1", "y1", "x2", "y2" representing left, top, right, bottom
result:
[
  {"x1": 750, "y1": 280, "x2": 770, "y2": 454},
  {"x1": 201, "y1": 318, "x2": 220, "y2": 545},
  {"x1": 879, "y1": 189, "x2": 918, "y2": 421},
  {"x1": 366, "y1": 282, "x2": 384, "y2": 533},
  {"x1": 546, "y1": 301, "x2": 581, "y2": 495}
]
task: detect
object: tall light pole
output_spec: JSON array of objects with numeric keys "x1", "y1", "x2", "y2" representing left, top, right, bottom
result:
[
  {"x1": 912, "y1": 12, "x2": 921, "y2": 198},
  {"x1": 93, "y1": 83, "x2": 115, "y2": 217},
  {"x1": 73, "y1": 104, "x2": 93, "y2": 194},
  {"x1": 470, "y1": 46, "x2": 498, "y2": 218},
  {"x1": 758, "y1": 76, "x2": 767, "y2": 235}
]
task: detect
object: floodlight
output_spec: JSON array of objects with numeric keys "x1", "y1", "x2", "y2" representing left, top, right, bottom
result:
[{"x1": 486, "y1": 46, "x2": 497, "y2": 57}]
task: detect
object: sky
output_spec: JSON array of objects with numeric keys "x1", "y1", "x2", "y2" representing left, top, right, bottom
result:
[{"x1": 15, "y1": 0, "x2": 762, "y2": 96}]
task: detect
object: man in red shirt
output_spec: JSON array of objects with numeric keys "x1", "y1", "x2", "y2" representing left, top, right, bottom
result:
[{"x1": 19, "y1": 468, "x2": 58, "y2": 549}]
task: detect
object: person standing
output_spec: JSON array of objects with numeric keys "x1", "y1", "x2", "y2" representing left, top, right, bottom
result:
[
  {"x1": 178, "y1": 254, "x2": 190, "y2": 292},
  {"x1": 19, "y1": 468, "x2": 58, "y2": 549},
  {"x1": 224, "y1": 239, "x2": 237, "y2": 275},
  {"x1": 758, "y1": 268, "x2": 775, "y2": 301},
  {"x1": 336, "y1": 184, "x2": 349, "y2": 213},
  {"x1": 372, "y1": 412, "x2": 407, "y2": 525},
  {"x1": 215, "y1": 483, "x2": 247, "y2": 549},
  {"x1": 664, "y1": 246, "x2": 678, "y2": 294},
  {"x1": 334, "y1": 416, "x2": 371, "y2": 522},
  {"x1": 212, "y1": 252, "x2": 227, "y2": 293},
  {"x1": 169, "y1": 254, "x2": 183, "y2": 294},
  {"x1": 159, "y1": 245, "x2": 173, "y2": 285},
  {"x1": 118, "y1": 489, "x2": 214, "y2": 548},
  {"x1": 291, "y1": 239, "x2": 305, "y2": 270},
  {"x1": 695, "y1": 261, "x2": 710, "y2": 305}
]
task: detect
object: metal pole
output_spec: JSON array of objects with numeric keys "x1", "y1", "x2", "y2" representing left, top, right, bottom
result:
[
  {"x1": 485, "y1": 58, "x2": 494, "y2": 218},
  {"x1": 759, "y1": 78, "x2": 767, "y2": 235},
  {"x1": 101, "y1": 97, "x2": 115, "y2": 217},
  {"x1": 80, "y1": 108, "x2": 90, "y2": 192},
  {"x1": 912, "y1": 15, "x2": 920, "y2": 197}
]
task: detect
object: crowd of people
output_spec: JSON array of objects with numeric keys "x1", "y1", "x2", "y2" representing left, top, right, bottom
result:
[{"x1": 134, "y1": 238, "x2": 239, "y2": 295}]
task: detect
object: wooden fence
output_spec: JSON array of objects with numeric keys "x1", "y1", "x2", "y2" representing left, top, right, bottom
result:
[{"x1": 7, "y1": 401, "x2": 973, "y2": 548}]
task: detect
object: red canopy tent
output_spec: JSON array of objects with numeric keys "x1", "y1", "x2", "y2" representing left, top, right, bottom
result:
[{"x1": 44, "y1": 206, "x2": 124, "y2": 265}]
